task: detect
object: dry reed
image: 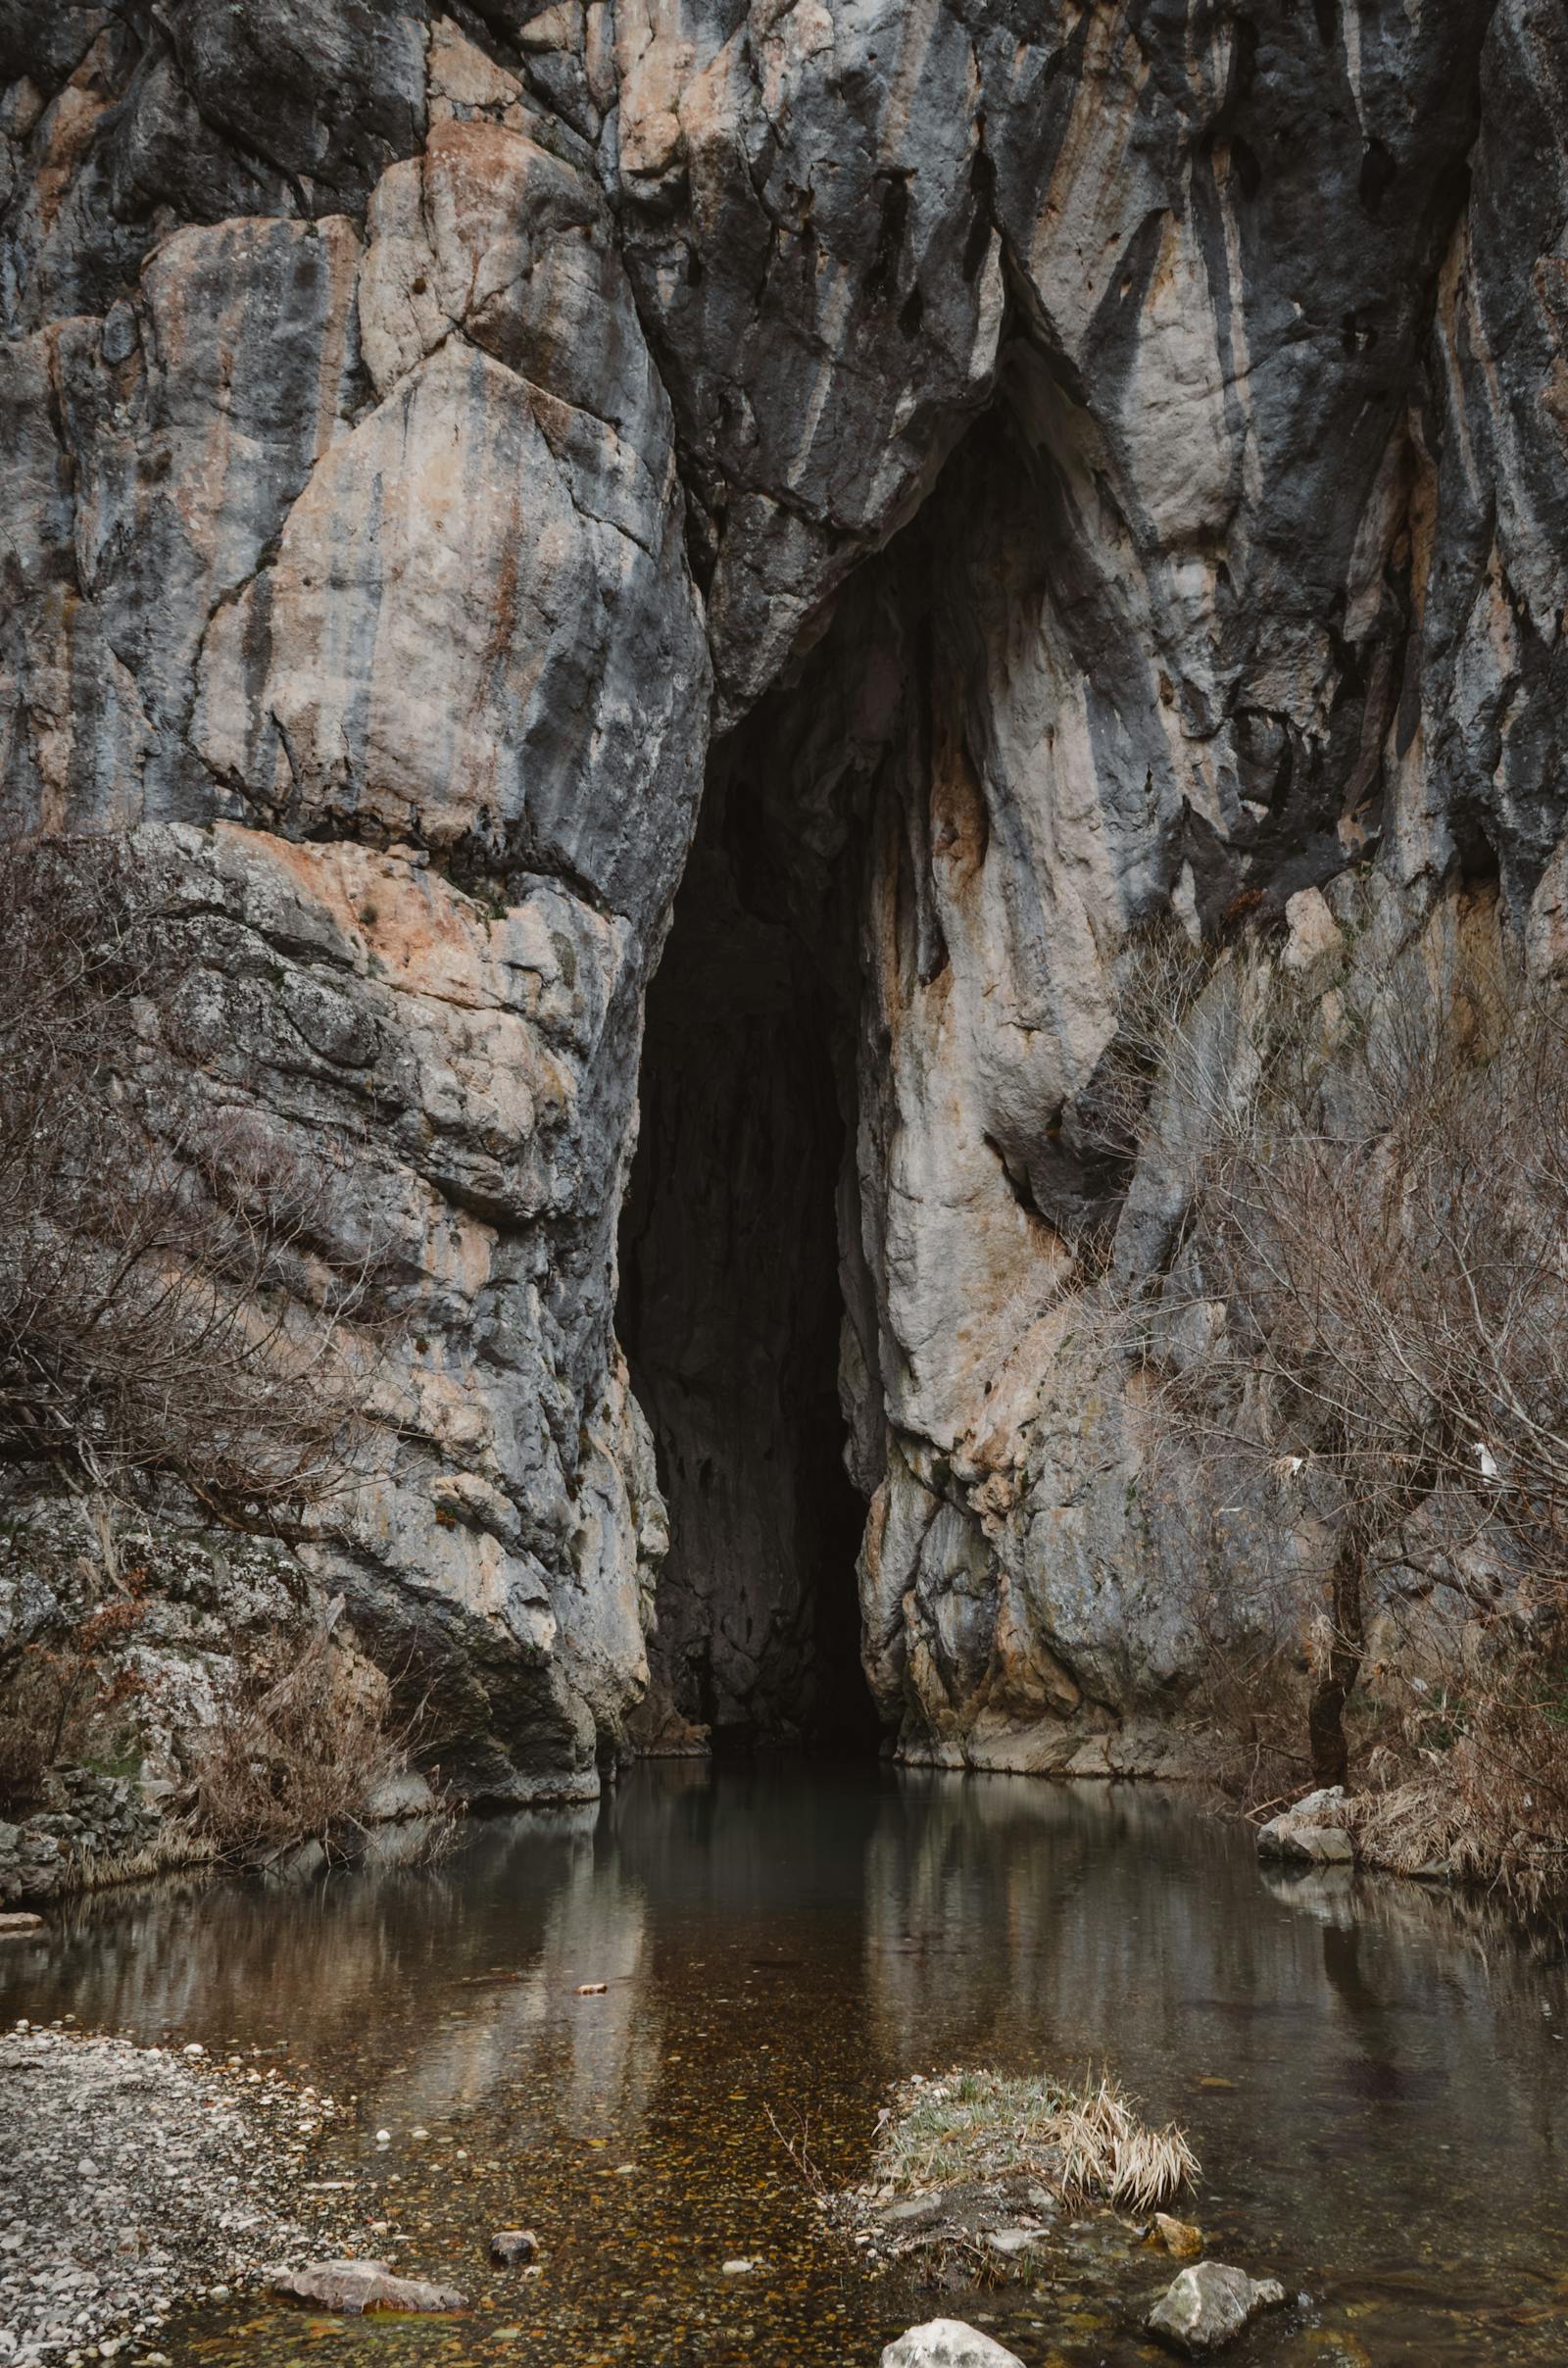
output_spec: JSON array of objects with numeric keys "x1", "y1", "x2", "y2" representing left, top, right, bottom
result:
[{"x1": 870, "y1": 2067, "x2": 1199, "y2": 2217}]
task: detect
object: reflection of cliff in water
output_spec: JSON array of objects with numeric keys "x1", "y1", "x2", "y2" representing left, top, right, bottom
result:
[
  {"x1": 24, "y1": 1807, "x2": 662, "y2": 2150},
  {"x1": 6, "y1": 1768, "x2": 1567, "y2": 2366},
  {"x1": 858, "y1": 1770, "x2": 1565, "y2": 2274}
]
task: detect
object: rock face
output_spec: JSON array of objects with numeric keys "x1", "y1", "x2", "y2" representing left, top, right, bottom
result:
[
  {"x1": 0, "y1": 1768, "x2": 158, "y2": 1905},
  {"x1": 2, "y1": 4, "x2": 1565, "y2": 1788}
]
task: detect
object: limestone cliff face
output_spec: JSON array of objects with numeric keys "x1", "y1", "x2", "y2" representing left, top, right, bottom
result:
[{"x1": 3, "y1": 3, "x2": 1565, "y2": 1790}]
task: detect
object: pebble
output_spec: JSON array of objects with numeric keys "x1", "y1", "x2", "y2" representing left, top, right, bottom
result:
[
  {"x1": 1152, "y1": 2212, "x2": 1205, "y2": 2259},
  {"x1": 0, "y1": 2030, "x2": 374, "y2": 2367}
]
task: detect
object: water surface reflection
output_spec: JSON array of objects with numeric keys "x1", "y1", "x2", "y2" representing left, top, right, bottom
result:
[{"x1": 5, "y1": 1762, "x2": 1566, "y2": 2365}]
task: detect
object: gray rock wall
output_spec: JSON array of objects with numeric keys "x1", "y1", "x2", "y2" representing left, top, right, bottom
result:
[{"x1": 2, "y1": 2, "x2": 1564, "y2": 1787}]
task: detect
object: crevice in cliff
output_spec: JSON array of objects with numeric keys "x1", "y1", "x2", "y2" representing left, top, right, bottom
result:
[{"x1": 616, "y1": 762, "x2": 877, "y2": 1752}]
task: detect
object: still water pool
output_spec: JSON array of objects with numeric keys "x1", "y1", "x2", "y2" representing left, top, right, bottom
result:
[{"x1": 5, "y1": 1762, "x2": 1568, "y2": 2367}]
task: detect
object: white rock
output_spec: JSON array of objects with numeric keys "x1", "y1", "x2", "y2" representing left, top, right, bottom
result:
[
  {"x1": 881, "y1": 2323, "x2": 1027, "y2": 2368},
  {"x1": 1257, "y1": 1812, "x2": 1355, "y2": 1866},
  {"x1": 1282, "y1": 887, "x2": 1344, "y2": 974},
  {"x1": 1147, "y1": 2261, "x2": 1287, "y2": 2354}
]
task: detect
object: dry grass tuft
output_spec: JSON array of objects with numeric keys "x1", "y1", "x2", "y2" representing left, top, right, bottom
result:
[
  {"x1": 872, "y1": 2067, "x2": 1199, "y2": 2217},
  {"x1": 62, "y1": 1819, "x2": 213, "y2": 1892},
  {"x1": 190, "y1": 1621, "x2": 414, "y2": 1866},
  {"x1": 1339, "y1": 1723, "x2": 1568, "y2": 1915}
]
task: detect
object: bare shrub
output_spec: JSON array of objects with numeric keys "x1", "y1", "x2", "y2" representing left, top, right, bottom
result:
[
  {"x1": 1116, "y1": 890, "x2": 1568, "y2": 1892},
  {"x1": 0, "y1": 1659, "x2": 70, "y2": 1808},
  {"x1": 762, "y1": 2102, "x2": 831, "y2": 2198},
  {"x1": 1152, "y1": 1516, "x2": 1316, "y2": 1813},
  {"x1": 0, "y1": 832, "x2": 408, "y2": 1820},
  {"x1": 1083, "y1": 918, "x2": 1217, "y2": 1180},
  {"x1": 189, "y1": 1618, "x2": 410, "y2": 1865},
  {"x1": 0, "y1": 1586, "x2": 149, "y2": 1812},
  {"x1": 1338, "y1": 1653, "x2": 1568, "y2": 1912},
  {"x1": 0, "y1": 833, "x2": 391, "y2": 1534}
]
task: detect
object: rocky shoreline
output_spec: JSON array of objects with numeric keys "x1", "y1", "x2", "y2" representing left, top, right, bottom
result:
[
  {"x1": 0, "y1": 2027, "x2": 377, "y2": 2366},
  {"x1": 0, "y1": 1752, "x2": 1535, "y2": 1922}
]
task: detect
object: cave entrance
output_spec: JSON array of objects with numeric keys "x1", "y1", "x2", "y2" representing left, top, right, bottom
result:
[{"x1": 616, "y1": 755, "x2": 878, "y2": 1755}]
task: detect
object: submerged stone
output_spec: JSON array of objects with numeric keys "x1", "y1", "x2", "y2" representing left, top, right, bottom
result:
[
  {"x1": 270, "y1": 2260, "x2": 466, "y2": 2315},
  {"x1": 1152, "y1": 2213, "x2": 1204, "y2": 2259}
]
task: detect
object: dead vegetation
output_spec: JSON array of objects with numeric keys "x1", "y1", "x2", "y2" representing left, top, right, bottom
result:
[
  {"x1": 867, "y1": 2067, "x2": 1199, "y2": 2218},
  {"x1": 1107, "y1": 887, "x2": 1568, "y2": 1904},
  {"x1": 0, "y1": 834, "x2": 392, "y2": 1535},
  {"x1": 0, "y1": 1578, "x2": 149, "y2": 1808},
  {"x1": 0, "y1": 834, "x2": 418, "y2": 1849},
  {"x1": 188, "y1": 1614, "x2": 429, "y2": 1866}
]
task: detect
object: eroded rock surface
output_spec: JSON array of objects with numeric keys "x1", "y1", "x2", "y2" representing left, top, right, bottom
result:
[
  {"x1": 1146, "y1": 2260, "x2": 1287, "y2": 2355},
  {"x1": 3, "y1": 3, "x2": 1565, "y2": 1789}
]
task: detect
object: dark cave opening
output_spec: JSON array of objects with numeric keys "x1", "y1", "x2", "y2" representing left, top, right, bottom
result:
[{"x1": 616, "y1": 761, "x2": 879, "y2": 1755}]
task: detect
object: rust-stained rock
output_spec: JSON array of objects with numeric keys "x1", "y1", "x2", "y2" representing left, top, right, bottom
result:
[
  {"x1": 1, "y1": 0, "x2": 1565, "y2": 1801},
  {"x1": 1152, "y1": 2215, "x2": 1204, "y2": 2261}
]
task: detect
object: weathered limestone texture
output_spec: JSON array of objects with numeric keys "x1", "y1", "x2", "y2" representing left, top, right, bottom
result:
[{"x1": 2, "y1": 3, "x2": 1565, "y2": 1788}]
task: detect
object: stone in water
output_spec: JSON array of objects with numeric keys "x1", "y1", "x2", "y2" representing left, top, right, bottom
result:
[
  {"x1": 1147, "y1": 2261, "x2": 1286, "y2": 2354},
  {"x1": 882, "y1": 2324, "x2": 1027, "y2": 2368},
  {"x1": 271, "y1": 2260, "x2": 466, "y2": 2315}
]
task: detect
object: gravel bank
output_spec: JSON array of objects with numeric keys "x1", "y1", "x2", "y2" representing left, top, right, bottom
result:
[{"x1": 0, "y1": 2026, "x2": 373, "y2": 2365}]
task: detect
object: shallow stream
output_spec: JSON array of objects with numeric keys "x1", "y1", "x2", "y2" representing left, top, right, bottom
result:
[{"x1": 5, "y1": 1764, "x2": 1568, "y2": 2367}]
